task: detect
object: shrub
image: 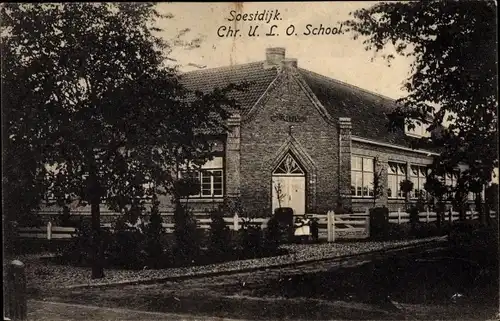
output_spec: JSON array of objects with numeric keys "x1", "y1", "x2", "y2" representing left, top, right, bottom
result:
[
  {"x1": 408, "y1": 205, "x2": 420, "y2": 227},
  {"x1": 435, "y1": 200, "x2": 446, "y2": 229},
  {"x1": 369, "y1": 206, "x2": 389, "y2": 240},
  {"x1": 237, "y1": 224, "x2": 263, "y2": 257},
  {"x1": 61, "y1": 218, "x2": 101, "y2": 266},
  {"x1": 310, "y1": 218, "x2": 319, "y2": 242},
  {"x1": 107, "y1": 223, "x2": 147, "y2": 269},
  {"x1": 273, "y1": 207, "x2": 294, "y2": 243},
  {"x1": 208, "y1": 205, "x2": 232, "y2": 256},
  {"x1": 57, "y1": 206, "x2": 72, "y2": 227},
  {"x1": 143, "y1": 195, "x2": 165, "y2": 263},
  {"x1": 173, "y1": 201, "x2": 200, "y2": 263},
  {"x1": 264, "y1": 216, "x2": 281, "y2": 250}
]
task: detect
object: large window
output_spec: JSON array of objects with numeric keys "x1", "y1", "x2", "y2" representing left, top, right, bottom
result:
[
  {"x1": 387, "y1": 162, "x2": 407, "y2": 198},
  {"x1": 351, "y1": 156, "x2": 374, "y2": 197},
  {"x1": 410, "y1": 165, "x2": 428, "y2": 199},
  {"x1": 180, "y1": 156, "x2": 224, "y2": 198}
]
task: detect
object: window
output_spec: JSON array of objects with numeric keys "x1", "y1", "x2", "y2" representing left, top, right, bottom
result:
[
  {"x1": 410, "y1": 165, "x2": 428, "y2": 199},
  {"x1": 180, "y1": 156, "x2": 224, "y2": 198},
  {"x1": 387, "y1": 162, "x2": 407, "y2": 198},
  {"x1": 444, "y1": 171, "x2": 459, "y2": 199},
  {"x1": 351, "y1": 156, "x2": 374, "y2": 197},
  {"x1": 405, "y1": 122, "x2": 431, "y2": 138}
]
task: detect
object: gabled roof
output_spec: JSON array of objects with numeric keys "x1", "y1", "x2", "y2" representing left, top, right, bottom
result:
[
  {"x1": 178, "y1": 61, "x2": 278, "y2": 115},
  {"x1": 297, "y1": 68, "x2": 412, "y2": 146},
  {"x1": 179, "y1": 60, "x2": 414, "y2": 146}
]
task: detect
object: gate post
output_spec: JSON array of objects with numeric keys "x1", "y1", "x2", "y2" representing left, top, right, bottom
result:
[
  {"x1": 233, "y1": 213, "x2": 239, "y2": 231},
  {"x1": 4, "y1": 260, "x2": 27, "y2": 320}
]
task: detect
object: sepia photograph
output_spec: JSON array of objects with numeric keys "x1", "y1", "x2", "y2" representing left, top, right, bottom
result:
[{"x1": 2, "y1": 2, "x2": 498, "y2": 320}]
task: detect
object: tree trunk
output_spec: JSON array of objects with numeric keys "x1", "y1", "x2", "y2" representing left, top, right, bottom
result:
[
  {"x1": 89, "y1": 170, "x2": 104, "y2": 279},
  {"x1": 475, "y1": 192, "x2": 484, "y2": 225},
  {"x1": 91, "y1": 197, "x2": 104, "y2": 279}
]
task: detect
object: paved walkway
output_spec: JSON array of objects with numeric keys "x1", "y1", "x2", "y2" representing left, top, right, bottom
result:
[{"x1": 28, "y1": 300, "x2": 248, "y2": 321}]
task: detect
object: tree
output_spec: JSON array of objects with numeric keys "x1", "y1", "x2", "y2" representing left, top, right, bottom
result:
[
  {"x1": 424, "y1": 176, "x2": 448, "y2": 229},
  {"x1": 485, "y1": 183, "x2": 499, "y2": 225},
  {"x1": 371, "y1": 157, "x2": 384, "y2": 207},
  {"x1": 2, "y1": 3, "x2": 243, "y2": 278},
  {"x1": 345, "y1": 1, "x2": 498, "y2": 208},
  {"x1": 274, "y1": 182, "x2": 286, "y2": 209}
]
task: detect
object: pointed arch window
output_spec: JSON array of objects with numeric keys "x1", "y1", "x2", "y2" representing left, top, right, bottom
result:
[{"x1": 274, "y1": 153, "x2": 305, "y2": 175}]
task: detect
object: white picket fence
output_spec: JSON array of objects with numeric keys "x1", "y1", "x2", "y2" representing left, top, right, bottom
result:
[
  {"x1": 17, "y1": 210, "x2": 497, "y2": 241},
  {"x1": 17, "y1": 214, "x2": 266, "y2": 240}
]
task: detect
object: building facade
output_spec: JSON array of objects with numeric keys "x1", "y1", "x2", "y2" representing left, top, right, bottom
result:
[
  {"x1": 161, "y1": 47, "x2": 445, "y2": 216},
  {"x1": 41, "y1": 47, "x2": 479, "y2": 220}
]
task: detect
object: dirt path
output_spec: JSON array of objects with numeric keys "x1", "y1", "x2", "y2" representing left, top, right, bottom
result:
[
  {"x1": 28, "y1": 300, "x2": 248, "y2": 321},
  {"x1": 29, "y1": 241, "x2": 497, "y2": 320}
]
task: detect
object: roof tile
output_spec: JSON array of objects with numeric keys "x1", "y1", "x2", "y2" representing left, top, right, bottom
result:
[{"x1": 180, "y1": 61, "x2": 418, "y2": 146}]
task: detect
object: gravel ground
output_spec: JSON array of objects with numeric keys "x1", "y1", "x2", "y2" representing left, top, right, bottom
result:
[{"x1": 19, "y1": 237, "x2": 445, "y2": 291}]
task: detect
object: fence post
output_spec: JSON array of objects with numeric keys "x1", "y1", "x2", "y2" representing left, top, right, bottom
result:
[
  {"x1": 5, "y1": 260, "x2": 27, "y2": 321},
  {"x1": 397, "y1": 208, "x2": 401, "y2": 224},
  {"x1": 47, "y1": 221, "x2": 52, "y2": 240},
  {"x1": 233, "y1": 213, "x2": 239, "y2": 231},
  {"x1": 365, "y1": 208, "x2": 369, "y2": 216},
  {"x1": 327, "y1": 211, "x2": 331, "y2": 242},
  {"x1": 448, "y1": 208, "x2": 452, "y2": 223},
  {"x1": 426, "y1": 209, "x2": 430, "y2": 223},
  {"x1": 327, "y1": 211, "x2": 335, "y2": 242},
  {"x1": 365, "y1": 216, "x2": 370, "y2": 238}
]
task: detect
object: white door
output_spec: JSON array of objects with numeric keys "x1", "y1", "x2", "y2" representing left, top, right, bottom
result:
[{"x1": 272, "y1": 153, "x2": 306, "y2": 215}]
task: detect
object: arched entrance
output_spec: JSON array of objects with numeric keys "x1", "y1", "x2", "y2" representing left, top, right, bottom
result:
[{"x1": 272, "y1": 152, "x2": 306, "y2": 215}]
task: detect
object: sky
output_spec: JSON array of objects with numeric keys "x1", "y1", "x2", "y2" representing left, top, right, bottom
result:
[{"x1": 154, "y1": 2, "x2": 414, "y2": 100}]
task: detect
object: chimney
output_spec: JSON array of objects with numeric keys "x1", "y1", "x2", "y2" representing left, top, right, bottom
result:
[
  {"x1": 264, "y1": 47, "x2": 286, "y2": 68},
  {"x1": 282, "y1": 58, "x2": 298, "y2": 68}
]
